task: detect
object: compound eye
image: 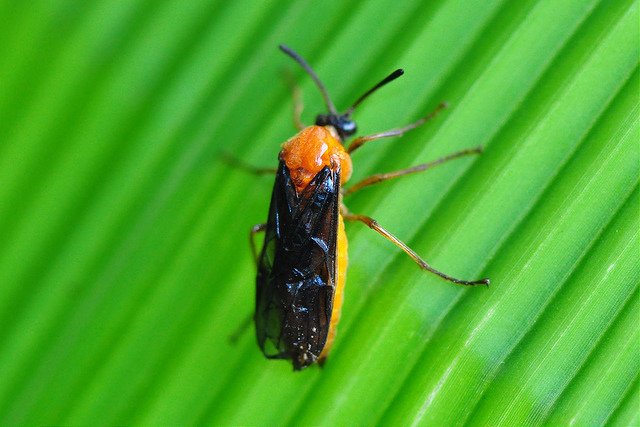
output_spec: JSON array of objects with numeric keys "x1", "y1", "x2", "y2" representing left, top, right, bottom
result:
[
  {"x1": 341, "y1": 119, "x2": 357, "y2": 136},
  {"x1": 315, "y1": 114, "x2": 330, "y2": 126}
]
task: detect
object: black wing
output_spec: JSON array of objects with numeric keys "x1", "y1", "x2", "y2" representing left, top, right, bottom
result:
[{"x1": 255, "y1": 160, "x2": 340, "y2": 370}]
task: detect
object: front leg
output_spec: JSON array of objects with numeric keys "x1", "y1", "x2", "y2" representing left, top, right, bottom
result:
[{"x1": 221, "y1": 153, "x2": 277, "y2": 176}]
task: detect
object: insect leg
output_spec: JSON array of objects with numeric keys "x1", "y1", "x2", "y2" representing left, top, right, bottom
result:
[
  {"x1": 283, "y1": 69, "x2": 305, "y2": 130},
  {"x1": 228, "y1": 311, "x2": 253, "y2": 344},
  {"x1": 230, "y1": 224, "x2": 266, "y2": 345},
  {"x1": 342, "y1": 211, "x2": 489, "y2": 286},
  {"x1": 347, "y1": 102, "x2": 448, "y2": 154},
  {"x1": 250, "y1": 223, "x2": 267, "y2": 265},
  {"x1": 344, "y1": 146, "x2": 483, "y2": 196},
  {"x1": 221, "y1": 152, "x2": 277, "y2": 175}
]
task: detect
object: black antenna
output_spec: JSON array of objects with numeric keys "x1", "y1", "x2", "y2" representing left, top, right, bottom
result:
[
  {"x1": 344, "y1": 69, "x2": 404, "y2": 117},
  {"x1": 279, "y1": 44, "x2": 338, "y2": 115}
]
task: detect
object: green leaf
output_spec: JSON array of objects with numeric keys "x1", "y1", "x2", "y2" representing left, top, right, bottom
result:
[{"x1": 0, "y1": 0, "x2": 637, "y2": 425}]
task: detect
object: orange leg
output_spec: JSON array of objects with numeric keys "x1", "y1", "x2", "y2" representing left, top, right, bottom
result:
[
  {"x1": 344, "y1": 146, "x2": 482, "y2": 196},
  {"x1": 347, "y1": 102, "x2": 448, "y2": 154},
  {"x1": 342, "y1": 210, "x2": 489, "y2": 286}
]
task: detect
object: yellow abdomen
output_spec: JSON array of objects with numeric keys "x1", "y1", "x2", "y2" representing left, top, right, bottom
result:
[{"x1": 319, "y1": 213, "x2": 348, "y2": 361}]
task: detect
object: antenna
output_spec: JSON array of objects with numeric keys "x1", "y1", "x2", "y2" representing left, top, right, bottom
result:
[
  {"x1": 279, "y1": 44, "x2": 337, "y2": 115},
  {"x1": 343, "y1": 69, "x2": 404, "y2": 117}
]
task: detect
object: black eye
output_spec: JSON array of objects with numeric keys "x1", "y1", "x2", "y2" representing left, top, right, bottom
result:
[
  {"x1": 342, "y1": 120, "x2": 356, "y2": 133},
  {"x1": 339, "y1": 118, "x2": 356, "y2": 137},
  {"x1": 315, "y1": 114, "x2": 330, "y2": 126}
]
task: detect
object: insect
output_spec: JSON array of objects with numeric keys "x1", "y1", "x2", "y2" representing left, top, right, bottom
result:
[{"x1": 252, "y1": 45, "x2": 489, "y2": 371}]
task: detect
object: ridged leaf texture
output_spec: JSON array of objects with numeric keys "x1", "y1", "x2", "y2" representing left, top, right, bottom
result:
[{"x1": 0, "y1": 0, "x2": 637, "y2": 425}]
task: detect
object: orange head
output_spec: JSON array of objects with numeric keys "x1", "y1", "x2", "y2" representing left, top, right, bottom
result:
[{"x1": 280, "y1": 126, "x2": 352, "y2": 193}]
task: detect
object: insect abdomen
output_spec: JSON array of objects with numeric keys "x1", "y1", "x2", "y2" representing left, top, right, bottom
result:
[{"x1": 319, "y1": 213, "x2": 348, "y2": 361}]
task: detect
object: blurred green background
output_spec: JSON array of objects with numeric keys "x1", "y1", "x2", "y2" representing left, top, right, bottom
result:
[{"x1": 0, "y1": 0, "x2": 638, "y2": 425}]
